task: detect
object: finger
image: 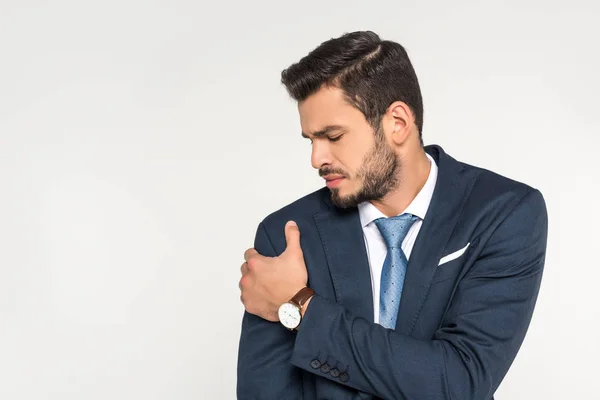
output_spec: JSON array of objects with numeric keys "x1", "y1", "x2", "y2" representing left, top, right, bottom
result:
[
  {"x1": 284, "y1": 221, "x2": 302, "y2": 255},
  {"x1": 240, "y1": 262, "x2": 248, "y2": 275},
  {"x1": 244, "y1": 248, "x2": 258, "y2": 261},
  {"x1": 239, "y1": 274, "x2": 250, "y2": 291}
]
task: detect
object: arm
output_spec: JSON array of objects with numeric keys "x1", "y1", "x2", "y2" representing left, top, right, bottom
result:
[
  {"x1": 291, "y1": 190, "x2": 548, "y2": 399},
  {"x1": 237, "y1": 222, "x2": 303, "y2": 399}
]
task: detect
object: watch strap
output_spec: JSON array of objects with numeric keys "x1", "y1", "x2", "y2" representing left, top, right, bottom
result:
[{"x1": 290, "y1": 287, "x2": 315, "y2": 308}]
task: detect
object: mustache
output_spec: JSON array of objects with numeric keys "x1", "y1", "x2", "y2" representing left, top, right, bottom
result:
[{"x1": 319, "y1": 168, "x2": 348, "y2": 178}]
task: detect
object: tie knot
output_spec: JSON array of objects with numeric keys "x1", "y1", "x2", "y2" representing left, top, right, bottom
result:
[{"x1": 373, "y1": 213, "x2": 418, "y2": 249}]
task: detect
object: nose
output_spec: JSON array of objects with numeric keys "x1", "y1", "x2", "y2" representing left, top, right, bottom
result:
[{"x1": 311, "y1": 140, "x2": 333, "y2": 169}]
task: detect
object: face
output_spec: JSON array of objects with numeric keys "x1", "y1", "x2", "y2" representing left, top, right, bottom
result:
[{"x1": 299, "y1": 86, "x2": 401, "y2": 208}]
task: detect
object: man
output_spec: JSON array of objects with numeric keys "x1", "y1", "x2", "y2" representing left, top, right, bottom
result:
[{"x1": 237, "y1": 31, "x2": 548, "y2": 400}]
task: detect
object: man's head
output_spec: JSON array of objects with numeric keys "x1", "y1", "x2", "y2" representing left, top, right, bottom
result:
[{"x1": 280, "y1": 31, "x2": 424, "y2": 208}]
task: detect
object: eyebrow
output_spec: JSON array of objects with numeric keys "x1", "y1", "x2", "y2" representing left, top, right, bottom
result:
[{"x1": 301, "y1": 125, "x2": 345, "y2": 139}]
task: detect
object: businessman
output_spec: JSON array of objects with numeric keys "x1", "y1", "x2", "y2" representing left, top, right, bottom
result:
[{"x1": 237, "y1": 31, "x2": 548, "y2": 399}]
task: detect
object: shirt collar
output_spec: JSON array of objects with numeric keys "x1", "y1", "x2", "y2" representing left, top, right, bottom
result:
[{"x1": 358, "y1": 153, "x2": 438, "y2": 228}]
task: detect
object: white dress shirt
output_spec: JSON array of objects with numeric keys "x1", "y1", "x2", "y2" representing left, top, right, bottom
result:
[{"x1": 357, "y1": 153, "x2": 438, "y2": 324}]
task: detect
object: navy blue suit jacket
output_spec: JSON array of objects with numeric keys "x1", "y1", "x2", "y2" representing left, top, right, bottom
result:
[{"x1": 237, "y1": 145, "x2": 548, "y2": 399}]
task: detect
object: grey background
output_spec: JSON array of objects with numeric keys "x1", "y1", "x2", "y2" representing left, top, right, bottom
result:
[{"x1": 1, "y1": 0, "x2": 598, "y2": 398}]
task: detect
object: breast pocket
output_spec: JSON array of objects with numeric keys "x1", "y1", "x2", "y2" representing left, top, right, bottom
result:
[{"x1": 431, "y1": 241, "x2": 474, "y2": 284}]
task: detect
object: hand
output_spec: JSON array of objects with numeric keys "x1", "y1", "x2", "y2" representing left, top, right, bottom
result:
[{"x1": 239, "y1": 221, "x2": 308, "y2": 321}]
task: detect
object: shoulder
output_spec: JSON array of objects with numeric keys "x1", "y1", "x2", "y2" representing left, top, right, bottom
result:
[
  {"x1": 428, "y1": 144, "x2": 543, "y2": 206},
  {"x1": 429, "y1": 145, "x2": 547, "y2": 242},
  {"x1": 259, "y1": 187, "x2": 331, "y2": 231},
  {"x1": 459, "y1": 159, "x2": 545, "y2": 214},
  {"x1": 445, "y1": 154, "x2": 547, "y2": 249}
]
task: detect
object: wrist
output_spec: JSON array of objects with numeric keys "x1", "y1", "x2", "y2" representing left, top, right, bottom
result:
[{"x1": 278, "y1": 287, "x2": 314, "y2": 331}]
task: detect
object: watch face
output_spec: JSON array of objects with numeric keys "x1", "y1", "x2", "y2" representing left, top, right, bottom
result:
[{"x1": 278, "y1": 302, "x2": 301, "y2": 329}]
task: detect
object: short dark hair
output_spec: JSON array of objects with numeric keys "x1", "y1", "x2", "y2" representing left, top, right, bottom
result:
[{"x1": 281, "y1": 31, "x2": 424, "y2": 143}]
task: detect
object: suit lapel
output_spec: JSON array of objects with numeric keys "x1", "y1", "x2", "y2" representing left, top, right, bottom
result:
[
  {"x1": 395, "y1": 145, "x2": 476, "y2": 335},
  {"x1": 313, "y1": 206, "x2": 374, "y2": 323}
]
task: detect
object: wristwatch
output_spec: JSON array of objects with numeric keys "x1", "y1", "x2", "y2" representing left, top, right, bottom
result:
[{"x1": 278, "y1": 287, "x2": 315, "y2": 331}]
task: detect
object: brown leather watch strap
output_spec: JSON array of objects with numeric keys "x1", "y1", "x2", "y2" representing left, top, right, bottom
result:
[{"x1": 290, "y1": 287, "x2": 315, "y2": 308}]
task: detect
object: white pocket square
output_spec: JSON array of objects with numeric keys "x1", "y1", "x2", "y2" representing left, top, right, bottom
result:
[{"x1": 438, "y1": 242, "x2": 470, "y2": 266}]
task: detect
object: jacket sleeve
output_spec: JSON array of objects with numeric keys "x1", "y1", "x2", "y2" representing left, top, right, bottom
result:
[
  {"x1": 236, "y1": 222, "x2": 303, "y2": 399},
  {"x1": 290, "y1": 189, "x2": 548, "y2": 400}
]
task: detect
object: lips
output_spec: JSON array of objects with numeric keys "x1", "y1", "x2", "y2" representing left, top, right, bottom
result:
[{"x1": 324, "y1": 176, "x2": 345, "y2": 188}]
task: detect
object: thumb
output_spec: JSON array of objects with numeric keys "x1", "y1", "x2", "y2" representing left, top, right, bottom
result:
[{"x1": 284, "y1": 221, "x2": 302, "y2": 255}]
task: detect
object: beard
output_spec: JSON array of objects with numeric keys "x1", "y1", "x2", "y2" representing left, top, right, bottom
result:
[{"x1": 324, "y1": 129, "x2": 401, "y2": 209}]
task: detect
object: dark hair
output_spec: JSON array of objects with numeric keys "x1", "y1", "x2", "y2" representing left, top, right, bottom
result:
[{"x1": 281, "y1": 31, "x2": 424, "y2": 143}]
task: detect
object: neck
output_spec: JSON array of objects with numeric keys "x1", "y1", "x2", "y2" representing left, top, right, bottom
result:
[{"x1": 370, "y1": 148, "x2": 431, "y2": 217}]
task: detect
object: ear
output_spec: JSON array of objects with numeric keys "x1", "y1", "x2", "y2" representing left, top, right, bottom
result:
[{"x1": 384, "y1": 101, "x2": 414, "y2": 146}]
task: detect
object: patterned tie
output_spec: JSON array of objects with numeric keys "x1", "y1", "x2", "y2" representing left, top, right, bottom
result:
[{"x1": 373, "y1": 213, "x2": 419, "y2": 329}]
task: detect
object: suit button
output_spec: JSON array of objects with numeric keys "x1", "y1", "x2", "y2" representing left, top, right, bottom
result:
[
  {"x1": 339, "y1": 372, "x2": 349, "y2": 382},
  {"x1": 310, "y1": 359, "x2": 321, "y2": 369},
  {"x1": 330, "y1": 368, "x2": 340, "y2": 378},
  {"x1": 320, "y1": 363, "x2": 331, "y2": 373}
]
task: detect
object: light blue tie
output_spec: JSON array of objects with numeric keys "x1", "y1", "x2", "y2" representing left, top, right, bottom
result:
[{"x1": 374, "y1": 213, "x2": 418, "y2": 329}]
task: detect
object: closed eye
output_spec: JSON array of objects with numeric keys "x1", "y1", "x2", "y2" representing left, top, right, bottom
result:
[{"x1": 306, "y1": 135, "x2": 342, "y2": 145}]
